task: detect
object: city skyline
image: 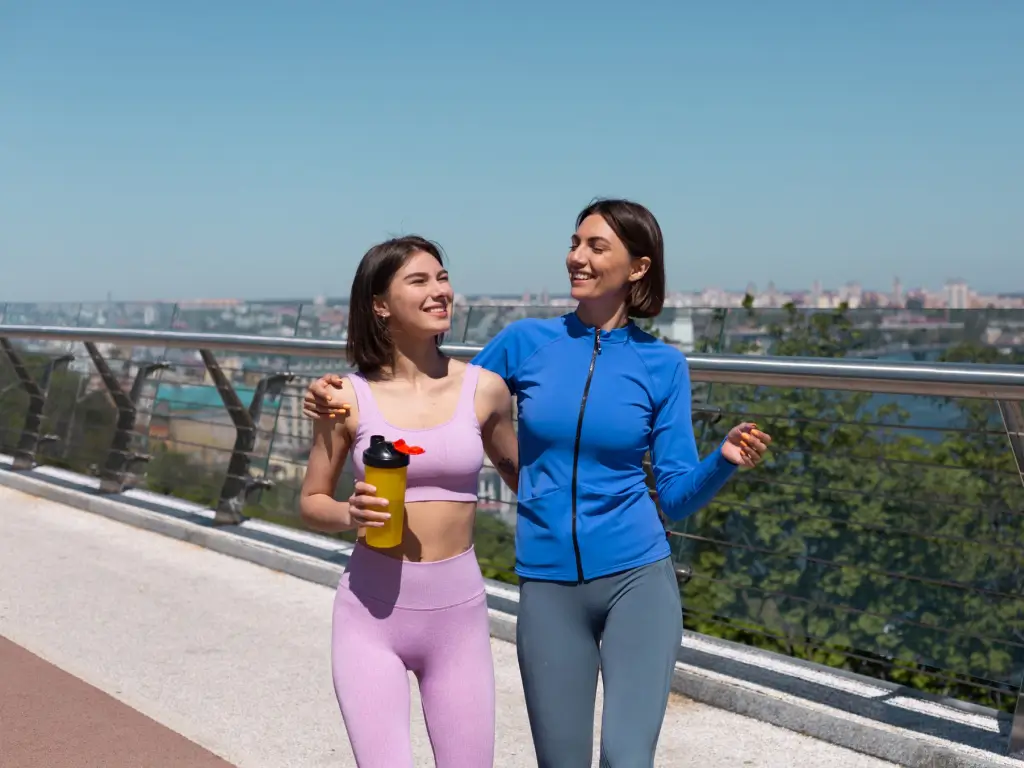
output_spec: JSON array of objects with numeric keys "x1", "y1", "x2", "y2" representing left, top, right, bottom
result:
[{"x1": 4, "y1": 276, "x2": 1024, "y2": 310}]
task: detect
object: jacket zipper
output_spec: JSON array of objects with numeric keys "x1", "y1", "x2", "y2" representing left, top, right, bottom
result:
[{"x1": 570, "y1": 330, "x2": 601, "y2": 583}]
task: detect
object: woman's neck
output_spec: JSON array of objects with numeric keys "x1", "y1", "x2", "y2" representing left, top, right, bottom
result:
[
  {"x1": 385, "y1": 334, "x2": 448, "y2": 382},
  {"x1": 575, "y1": 296, "x2": 630, "y2": 332}
]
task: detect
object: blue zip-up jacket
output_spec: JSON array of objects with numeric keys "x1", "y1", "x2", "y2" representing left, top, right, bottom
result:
[{"x1": 472, "y1": 312, "x2": 738, "y2": 582}]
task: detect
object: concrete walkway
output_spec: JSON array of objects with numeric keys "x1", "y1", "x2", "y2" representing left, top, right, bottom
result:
[{"x1": 0, "y1": 485, "x2": 897, "y2": 767}]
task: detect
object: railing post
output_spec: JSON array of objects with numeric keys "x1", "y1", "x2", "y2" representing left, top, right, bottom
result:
[
  {"x1": 199, "y1": 349, "x2": 295, "y2": 525},
  {"x1": 84, "y1": 342, "x2": 169, "y2": 493},
  {"x1": 1000, "y1": 400, "x2": 1024, "y2": 759},
  {"x1": 0, "y1": 338, "x2": 73, "y2": 470}
]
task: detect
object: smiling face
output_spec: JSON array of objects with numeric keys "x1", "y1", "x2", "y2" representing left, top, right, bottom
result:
[
  {"x1": 374, "y1": 249, "x2": 453, "y2": 339},
  {"x1": 567, "y1": 214, "x2": 650, "y2": 306}
]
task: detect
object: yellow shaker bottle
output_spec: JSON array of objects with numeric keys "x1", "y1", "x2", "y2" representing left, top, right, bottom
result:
[{"x1": 362, "y1": 435, "x2": 411, "y2": 549}]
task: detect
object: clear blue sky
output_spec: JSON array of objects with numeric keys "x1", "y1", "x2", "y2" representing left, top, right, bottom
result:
[{"x1": 1, "y1": 0, "x2": 1021, "y2": 302}]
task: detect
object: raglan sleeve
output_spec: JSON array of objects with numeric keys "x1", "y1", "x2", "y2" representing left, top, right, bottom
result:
[
  {"x1": 649, "y1": 353, "x2": 737, "y2": 521},
  {"x1": 471, "y1": 321, "x2": 523, "y2": 394}
]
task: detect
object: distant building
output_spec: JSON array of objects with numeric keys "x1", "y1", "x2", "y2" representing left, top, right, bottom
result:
[
  {"x1": 148, "y1": 383, "x2": 280, "y2": 466},
  {"x1": 945, "y1": 279, "x2": 970, "y2": 309},
  {"x1": 651, "y1": 309, "x2": 695, "y2": 351}
]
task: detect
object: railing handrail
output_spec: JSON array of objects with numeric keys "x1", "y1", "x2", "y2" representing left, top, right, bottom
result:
[{"x1": 1, "y1": 323, "x2": 1023, "y2": 400}]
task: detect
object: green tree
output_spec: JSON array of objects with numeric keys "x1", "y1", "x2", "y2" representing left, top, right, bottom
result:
[
  {"x1": 146, "y1": 445, "x2": 223, "y2": 506},
  {"x1": 474, "y1": 512, "x2": 517, "y2": 583},
  {"x1": 672, "y1": 299, "x2": 1024, "y2": 710},
  {"x1": 0, "y1": 355, "x2": 117, "y2": 471}
]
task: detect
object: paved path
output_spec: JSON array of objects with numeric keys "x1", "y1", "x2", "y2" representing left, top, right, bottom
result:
[
  {"x1": 0, "y1": 635, "x2": 232, "y2": 767},
  {"x1": 0, "y1": 485, "x2": 897, "y2": 767}
]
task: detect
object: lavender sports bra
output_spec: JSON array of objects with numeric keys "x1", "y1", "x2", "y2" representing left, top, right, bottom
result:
[{"x1": 347, "y1": 365, "x2": 485, "y2": 503}]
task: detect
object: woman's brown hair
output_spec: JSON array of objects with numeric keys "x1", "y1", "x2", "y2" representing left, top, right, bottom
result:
[
  {"x1": 346, "y1": 235, "x2": 445, "y2": 375},
  {"x1": 575, "y1": 198, "x2": 665, "y2": 319}
]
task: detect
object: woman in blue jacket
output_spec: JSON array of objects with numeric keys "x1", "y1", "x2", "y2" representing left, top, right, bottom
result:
[{"x1": 304, "y1": 199, "x2": 771, "y2": 766}]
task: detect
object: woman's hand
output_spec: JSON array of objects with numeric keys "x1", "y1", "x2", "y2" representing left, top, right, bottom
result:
[
  {"x1": 302, "y1": 374, "x2": 351, "y2": 421},
  {"x1": 722, "y1": 423, "x2": 771, "y2": 468},
  {"x1": 347, "y1": 481, "x2": 393, "y2": 527}
]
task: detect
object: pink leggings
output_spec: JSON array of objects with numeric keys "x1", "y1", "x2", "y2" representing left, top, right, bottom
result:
[{"x1": 331, "y1": 543, "x2": 495, "y2": 767}]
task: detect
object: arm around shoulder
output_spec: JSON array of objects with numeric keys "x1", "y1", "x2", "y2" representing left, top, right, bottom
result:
[
  {"x1": 299, "y1": 379, "x2": 358, "y2": 533},
  {"x1": 478, "y1": 368, "x2": 519, "y2": 495}
]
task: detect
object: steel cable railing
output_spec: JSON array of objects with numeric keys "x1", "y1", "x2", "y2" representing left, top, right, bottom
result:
[{"x1": 1, "y1": 313, "x2": 1023, "y2": 757}]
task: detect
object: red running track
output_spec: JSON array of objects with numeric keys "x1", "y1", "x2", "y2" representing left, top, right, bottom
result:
[{"x1": 0, "y1": 635, "x2": 234, "y2": 767}]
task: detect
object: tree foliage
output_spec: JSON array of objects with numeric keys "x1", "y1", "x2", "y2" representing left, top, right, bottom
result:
[
  {"x1": 0, "y1": 356, "x2": 116, "y2": 470},
  {"x1": 674, "y1": 299, "x2": 1024, "y2": 710}
]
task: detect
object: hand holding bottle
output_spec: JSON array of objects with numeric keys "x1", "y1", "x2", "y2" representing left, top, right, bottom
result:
[
  {"x1": 362, "y1": 436, "x2": 417, "y2": 549},
  {"x1": 346, "y1": 481, "x2": 393, "y2": 528}
]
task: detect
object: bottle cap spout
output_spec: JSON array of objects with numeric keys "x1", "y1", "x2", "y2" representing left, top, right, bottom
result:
[{"x1": 362, "y1": 435, "x2": 410, "y2": 469}]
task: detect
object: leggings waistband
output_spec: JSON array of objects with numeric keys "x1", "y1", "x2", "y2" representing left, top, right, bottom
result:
[{"x1": 340, "y1": 542, "x2": 485, "y2": 610}]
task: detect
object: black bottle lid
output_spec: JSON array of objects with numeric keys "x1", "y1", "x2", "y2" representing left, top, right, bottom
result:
[{"x1": 362, "y1": 435, "x2": 410, "y2": 469}]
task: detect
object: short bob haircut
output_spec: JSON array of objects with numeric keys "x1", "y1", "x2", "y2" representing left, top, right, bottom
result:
[
  {"x1": 575, "y1": 198, "x2": 666, "y2": 319},
  {"x1": 346, "y1": 235, "x2": 445, "y2": 375}
]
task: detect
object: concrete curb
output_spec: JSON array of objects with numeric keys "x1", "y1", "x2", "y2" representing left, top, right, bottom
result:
[
  {"x1": 1, "y1": 466, "x2": 1016, "y2": 768},
  {"x1": 672, "y1": 663, "x2": 1010, "y2": 768}
]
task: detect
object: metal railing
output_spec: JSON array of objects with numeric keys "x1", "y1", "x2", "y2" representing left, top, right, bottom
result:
[
  {"x1": 3, "y1": 323, "x2": 1024, "y2": 400},
  {"x1": 1, "y1": 322, "x2": 1023, "y2": 757}
]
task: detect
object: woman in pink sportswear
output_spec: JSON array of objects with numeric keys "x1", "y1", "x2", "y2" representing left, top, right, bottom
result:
[{"x1": 299, "y1": 235, "x2": 519, "y2": 768}]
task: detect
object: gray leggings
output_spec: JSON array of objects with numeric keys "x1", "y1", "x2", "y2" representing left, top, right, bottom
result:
[{"x1": 516, "y1": 557, "x2": 684, "y2": 768}]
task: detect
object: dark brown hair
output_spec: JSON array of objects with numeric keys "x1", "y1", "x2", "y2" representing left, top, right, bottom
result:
[
  {"x1": 346, "y1": 235, "x2": 445, "y2": 375},
  {"x1": 575, "y1": 198, "x2": 665, "y2": 319}
]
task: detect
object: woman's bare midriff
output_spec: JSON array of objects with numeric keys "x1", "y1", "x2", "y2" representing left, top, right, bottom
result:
[{"x1": 356, "y1": 499, "x2": 478, "y2": 562}]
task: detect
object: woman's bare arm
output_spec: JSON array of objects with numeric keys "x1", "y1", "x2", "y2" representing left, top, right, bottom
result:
[
  {"x1": 300, "y1": 388, "x2": 357, "y2": 533},
  {"x1": 478, "y1": 371, "x2": 519, "y2": 495}
]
